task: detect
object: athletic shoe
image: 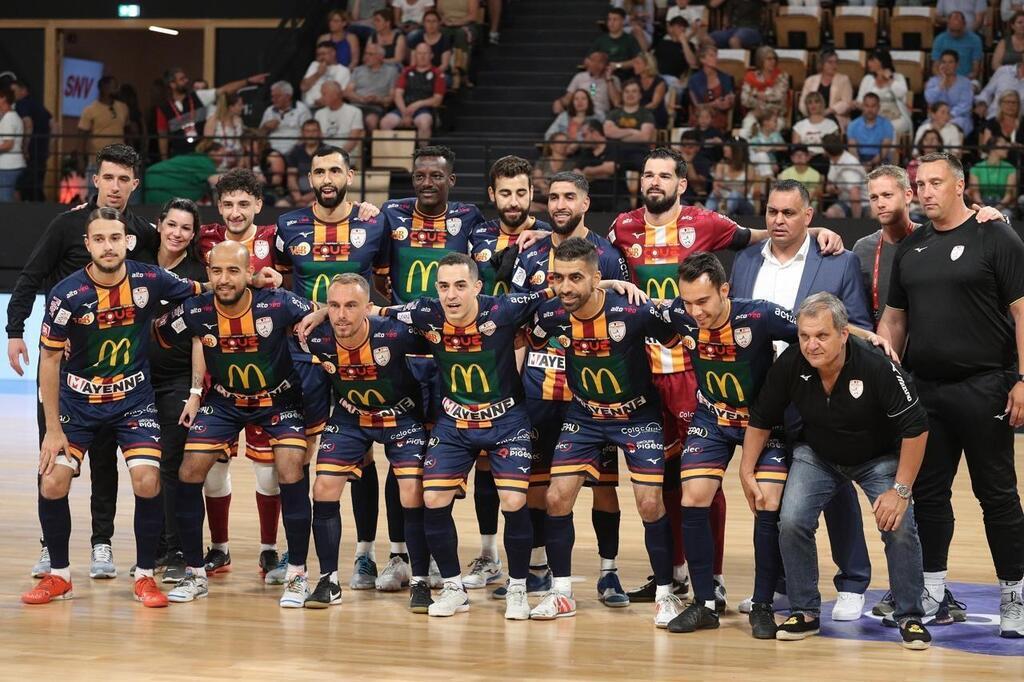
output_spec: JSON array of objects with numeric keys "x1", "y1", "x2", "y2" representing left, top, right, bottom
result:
[
  {"x1": 740, "y1": 592, "x2": 790, "y2": 614},
  {"x1": 667, "y1": 602, "x2": 719, "y2": 633},
  {"x1": 713, "y1": 577, "x2": 728, "y2": 613},
  {"x1": 776, "y1": 613, "x2": 820, "y2": 640},
  {"x1": 1000, "y1": 592, "x2": 1024, "y2": 638},
  {"x1": 749, "y1": 602, "x2": 778, "y2": 639},
  {"x1": 375, "y1": 555, "x2": 411, "y2": 591},
  {"x1": 31, "y1": 545, "x2": 51, "y2": 578},
  {"x1": 493, "y1": 569, "x2": 553, "y2": 599},
  {"x1": 134, "y1": 576, "x2": 168, "y2": 608},
  {"x1": 265, "y1": 551, "x2": 288, "y2": 585},
  {"x1": 530, "y1": 591, "x2": 576, "y2": 620},
  {"x1": 167, "y1": 573, "x2": 208, "y2": 603},
  {"x1": 89, "y1": 544, "x2": 117, "y2": 579},
  {"x1": 899, "y1": 618, "x2": 932, "y2": 649},
  {"x1": 258, "y1": 550, "x2": 279, "y2": 578},
  {"x1": 154, "y1": 551, "x2": 173, "y2": 573},
  {"x1": 21, "y1": 574, "x2": 73, "y2": 604},
  {"x1": 349, "y1": 554, "x2": 378, "y2": 590},
  {"x1": 504, "y1": 583, "x2": 530, "y2": 620},
  {"x1": 280, "y1": 574, "x2": 309, "y2": 608},
  {"x1": 871, "y1": 591, "x2": 895, "y2": 617},
  {"x1": 655, "y1": 593, "x2": 685, "y2": 628},
  {"x1": 304, "y1": 575, "x2": 342, "y2": 609},
  {"x1": 428, "y1": 582, "x2": 470, "y2": 617},
  {"x1": 410, "y1": 581, "x2": 433, "y2": 613},
  {"x1": 628, "y1": 575, "x2": 689, "y2": 603},
  {"x1": 162, "y1": 552, "x2": 187, "y2": 585},
  {"x1": 462, "y1": 556, "x2": 503, "y2": 589},
  {"x1": 203, "y1": 548, "x2": 231, "y2": 575},
  {"x1": 597, "y1": 571, "x2": 630, "y2": 607},
  {"x1": 924, "y1": 588, "x2": 967, "y2": 625},
  {"x1": 831, "y1": 591, "x2": 865, "y2": 621},
  {"x1": 427, "y1": 558, "x2": 443, "y2": 590}
]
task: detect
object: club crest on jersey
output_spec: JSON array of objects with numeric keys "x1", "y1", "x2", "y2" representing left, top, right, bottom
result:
[
  {"x1": 558, "y1": 335, "x2": 571, "y2": 348},
  {"x1": 322, "y1": 361, "x2": 337, "y2": 374},
  {"x1": 392, "y1": 227, "x2": 409, "y2": 241},
  {"x1": 256, "y1": 316, "x2": 274, "y2": 338},
  {"x1": 425, "y1": 331, "x2": 442, "y2": 344},
  {"x1": 529, "y1": 271, "x2": 546, "y2": 286},
  {"x1": 628, "y1": 243, "x2": 643, "y2": 259},
  {"x1": 202, "y1": 334, "x2": 218, "y2": 347},
  {"x1": 350, "y1": 228, "x2": 366, "y2": 249},
  {"x1": 479, "y1": 321, "x2": 497, "y2": 336},
  {"x1": 680, "y1": 227, "x2": 696, "y2": 248},
  {"x1": 132, "y1": 287, "x2": 149, "y2": 308},
  {"x1": 126, "y1": 234, "x2": 137, "y2": 251},
  {"x1": 849, "y1": 379, "x2": 863, "y2": 399},
  {"x1": 254, "y1": 239, "x2": 270, "y2": 260},
  {"x1": 290, "y1": 242, "x2": 311, "y2": 256},
  {"x1": 474, "y1": 249, "x2": 491, "y2": 262},
  {"x1": 950, "y1": 245, "x2": 965, "y2": 261},
  {"x1": 683, "y1": 336, "x2": 696, "y2": 350},
  {"x1": 374, "y1": 346, "x2": 391, "y2": 366},
  {"x1": 446, "y1": 217, "x2": 462, "y2": 235},
  {"x1": 609, "y1": 321, "x2": 626, "y2": 342},
  {"x1": 735, "y1": 327, "x2": 752, "y2": 348}
]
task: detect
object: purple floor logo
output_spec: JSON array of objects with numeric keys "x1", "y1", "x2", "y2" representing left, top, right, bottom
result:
[{"x1": 817, "y1": 583, "x2": 1023, "y2": 656}]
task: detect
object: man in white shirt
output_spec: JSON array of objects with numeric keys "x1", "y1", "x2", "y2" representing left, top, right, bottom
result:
[
  {"x1": 301, "y1": 41, "x2": 353, "y2": 109},
  {"x1": 552, "y1": 50, "x2": 622, "y2": 118},
  {"x1": 822, "y1": 134, "x2": 868, "y2": 218},
  {"x1": 314, "y1": 81, "x2": 364, "y2": 159},
  {"x1": 975, "y1": 62, "x2": 1024, "y2": 119},
  {"x1": 259, "y1": 81, "x2": 313, "y2": 154}
]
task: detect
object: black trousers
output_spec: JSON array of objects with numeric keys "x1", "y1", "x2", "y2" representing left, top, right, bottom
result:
[
  {"x1": 155, "y1": 381, "x2": 190, "y2": 555},
  {"x1": 914, "y1": 369, "x2": 1024, "y2": 581}
]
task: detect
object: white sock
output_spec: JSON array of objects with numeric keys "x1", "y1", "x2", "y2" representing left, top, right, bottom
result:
[
  {"x1": 480, "y1": 534, "x2": 498, "y2": 560},
  {"x1": 923, "y1": 571, "x2": 946, "y2": 602},
  {"x1": 390, "y1": 542, "x2": 407, "y2": 555},
  {"x1": 286, "y1": 563, "x2": 306, "y2": 579},
  {"x1": 356, "y1": 541, "x2": 375, "y2": 560},
  {"x1": 212, "y1": 542, "x2": 228, "y2": 553},
  {"x1": 999, "y1": 579, "x2": 1023, "y2": 602},
  {"x1": 553, "y1": 576, "x2": 572, "y2": 595},
  {"x1": 704, "y1": 600, "x2": 717, "y2": 610},
  {"x1": 509, "y1": 577, "x2": 526, "y2": 588},
  {"x1": 673, "y1": 563, "x2": 688, "y2": 582},
  {"x1": 655, "y1": 583, "x2": 672, "y2": 600},
  {"x1": 530, "y1": 547, "x2": 548, "y2": 567},
  {"x1": 444, "y1": 575, "x2": 463, "y2": 588},
  {"x1": 600, "y1": 557, "x2": 616, "y2": 574},
  {"x1": 411, "y1": 576, "x2": 427, "y2": 585},
  {"x1": 260, "y1": 543, "x2": 276, "y2": 552},
  {"x1": 713, "y1": 574, "x2": 724, "y2": 586},
  {"x1": 135, "y1": 568, "x2": 154, "y2": 578},
  {"x1": 321, "y1": 570, "x2": 339, "y2": 583},
  {"x1": 190, "y1": 566, "x2": 207, "y2": 578},
  {"x1": 51, "y1": 567, "x2": 71, "y2": 581}
]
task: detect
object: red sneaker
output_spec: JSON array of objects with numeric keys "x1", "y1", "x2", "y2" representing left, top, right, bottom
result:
[
  {"x1": 134, "y1": 576, "x2": 169, "y2": 608},
  {"x1": 22, "y1": 574, "x2": 73, "y2": 604}
]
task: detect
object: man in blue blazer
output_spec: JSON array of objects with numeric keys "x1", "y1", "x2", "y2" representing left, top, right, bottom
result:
[{"x1": 729, "y1": 179, "x2": 873, "y2": 621}]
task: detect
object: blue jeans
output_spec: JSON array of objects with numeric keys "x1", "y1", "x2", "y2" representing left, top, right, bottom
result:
[
  {"x1": 0, "y1": 168, "x2": 22, "y2": 202},
  {"x1": 779, "y1": 444, "x2": 925, "y2": 621},
  {"x1": 710, "y1": 27, "x2": 762, "y2": 49}
]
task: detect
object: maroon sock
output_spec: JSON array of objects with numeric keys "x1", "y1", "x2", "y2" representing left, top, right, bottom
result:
[
  {"x1": 205, "y1": 494, "x2": 231, "y2": 545},
  {"x1": 256, "y1": 492, "x2": 281, "y2": 545}
]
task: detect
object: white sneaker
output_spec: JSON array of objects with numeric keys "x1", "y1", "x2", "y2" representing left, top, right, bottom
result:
[
  {"x1": 280, "y1": 574, "x2": 309, "y2": 608},
  {"x1": 655, "y1": 593, "x2": 685, "y2": 628},
  {"x1": 530, "y1": 591, "x2": 576, "y2": 620},
  {"x1": 375, "y1": 555, "x2": 411, "y2": 591},
  {"x1": 505, "y1": 583, "x2": 530, "y2": 620},
  {"x1": 428, "y1": 582, "x2": 470, "y2": 617},
  {"x1": 167, "y1": 573, "x2": 209, "y2": 603},
  {"x1": 832, "y1": 591, "x2": 866, "y2": 621},
  {"x1": 89, "y1": 544, "x2": 117, "y2": 579},
  {"x1": 739, "y1": 592, "x2": 790, "y2": 614},
  {"x1": 1000, "y1": 592, "x2": 1024, "y2": 638},
  {"x1": 31, "y1": 545, "x2": 51, "y2": 578},
  {"x1": 462, "y1": 556, "x2": 503, "y2": 589}
]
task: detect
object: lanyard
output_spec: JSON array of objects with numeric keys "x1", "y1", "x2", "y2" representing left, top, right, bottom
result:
[{"x1": 872, "y1": 224, "x2": 917, "y2": 315}]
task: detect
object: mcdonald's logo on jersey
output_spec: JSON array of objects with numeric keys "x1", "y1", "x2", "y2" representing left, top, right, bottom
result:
[
  {"x1": 96, "y1": 338, "x2": 131, "y2": 367},
  {"x1": 492, "y1": 280, "x2": 509, "y2": 296},
  {"x1": 705, "y1": 370, "x2": 745, "y2": 404},
  {"x1": 347, "y1": 388, "x2": 386, "y2": 407},
  {"x1": 310, "y1": 273, "x2": 333, "y2": 303},
  {"x1": 406, "y1": 260, "x2": 439, "y2": 293},
  {"x1": 644, "y1": 277, "x2": 679, "y2": 299},
  {"x1": 449, "y1": 363, "x2": 490, "y2": 394},
  {"x1": 227, "y1": 363, "x2": 267, "y2": 391},
  {"x1": 580, "y1": 367, "x2": 622, "y2": 395}
]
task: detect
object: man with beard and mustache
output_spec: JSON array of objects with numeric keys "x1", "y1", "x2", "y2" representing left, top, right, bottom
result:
[{"x1": 609, "y1": 147, "x2": 845, "y2": 609}]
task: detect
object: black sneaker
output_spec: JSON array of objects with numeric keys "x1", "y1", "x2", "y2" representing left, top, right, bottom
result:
[
  {"x1": 410, "y1": 581, "x2": 433, "y2": 614},
  {"x1": 713, "y1": 578, "x2": 727, "y2": 613},
  {"x1": 776, "y1": 613, "x2": 820, "y2": 640},
  {"x1": 203, "y1": 548, "x2": 231, "y2": 575},
  {"x1": 667, "y1": 602, "x2": 720, "y2": 633},
  {"x1": 628, "y1": 575, "x2": 690, "y2": 603},
  {"x1": 162, "y1": 551, "x2": 187, "y2": 584},
  {"x1": 899, "y1": 619, "x2": 932, "y2": 650},
  {"x1": 304, "y1": 575, "x2": 342, "y2": 608},
  {"x1": 749, "y1": 602, "x2": 778, "y2": 639},
  {"x1": 259, "y1": 549, "x2": 280, "y2": 577},
  {"x1": 871, "y1": 590, "x2": 895, "y2": 617},
  {"x1": 154, "y1": 551, "x2": 174, "y2": 573}
]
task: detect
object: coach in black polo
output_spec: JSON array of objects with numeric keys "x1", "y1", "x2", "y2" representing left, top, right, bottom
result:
[{"x1": 877, "y1": 151, "x2": 1024, "y2": 638}]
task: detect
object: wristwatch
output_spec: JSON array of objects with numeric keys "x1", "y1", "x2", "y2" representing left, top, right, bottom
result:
[
  {"x1": 1017, "y1": 373, "x2": 1024, "y2": 383},
  {"x1": 892, "y1": 481, "x2": 912, "y2": 500}
]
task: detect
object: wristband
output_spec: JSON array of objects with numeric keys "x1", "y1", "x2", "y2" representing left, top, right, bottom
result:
[{"x1": 189, "y1": 388, "x2": 203, "y2": 396}]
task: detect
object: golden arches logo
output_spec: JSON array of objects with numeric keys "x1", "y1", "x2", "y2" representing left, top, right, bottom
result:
[
  {"x1": 227, "y1": 363, "x2": 267, "y2": 390},
  {"x1": 310, "y1": 273, "x2": 333, "y2": 303},
  {"x1": 449, "y1": 363, "x2": 490, "y2": 394},
  {"x1": 97, "y1": 338, "x2": 131, "y2": 367},
  {"x1": 705, "y1": 371, "x2": 745, "y2": 403},
  {"x1": 407, "y1": 260, "x2": 439, "y2": 293},
  {"x1": 492, "y1": 280, "x2": 509, "y2": 295},
  {"x1": 580, "y1": 367, "x2": 622, "y2": 394},
  {"x1": 645, "y1": 277, "x2": 679, "y2": 299},
  {"x1": 347, "y1": 388, "x2": 386, "y2": 406}
]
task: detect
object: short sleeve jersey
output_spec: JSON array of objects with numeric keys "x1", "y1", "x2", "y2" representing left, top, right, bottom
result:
[{"x1": 198, "y1": 224, "x2": 279, "y2": 271}]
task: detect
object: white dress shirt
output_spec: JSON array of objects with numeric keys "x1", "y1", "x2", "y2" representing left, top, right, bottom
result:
[{"x1": 752, "y1": 234, "x2": 811, "y2": 355}]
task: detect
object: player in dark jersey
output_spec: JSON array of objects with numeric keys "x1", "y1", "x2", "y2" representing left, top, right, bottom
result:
[{"x1": 22, "y1": 207, "x2": 202, "y2": 608}]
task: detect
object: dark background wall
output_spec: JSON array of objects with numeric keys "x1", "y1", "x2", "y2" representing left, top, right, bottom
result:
[{"x1": 3, "y1": 0, "x2": 313, "y2": 19}]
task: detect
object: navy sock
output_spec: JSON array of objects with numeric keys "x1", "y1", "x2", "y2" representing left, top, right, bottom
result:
[
  {"x1": 350, "y1": 460, "x2": 379, "y2": 543},
  {"x1": 312, "y1": 500, "x2": 341, "y2": 575},
  {"x1": 404, "y1": 505, "x2": 429, "y2": 576},
  {"x1": 176, "y1": 481, "x2": 205, "y2": 568},
  {"x1": 474, "y1": 467, "x2": 499, "y2": 535},
  {"x1": 424, "y1": 505, "x2": 460, "y2": 579},
  {"x1": 134, "y1": 493, "x2": 164, "y2": 571},
  {"x1": 754, "y1": 510, "x2": 782, "y2": 605},
  {"x1": 502, "y1": 507, "x2": 533, "y2": 580},
  {"x1": 385, "y1": 467, "x2": 405, "y2": 543},
  {"x1": 545, "y1": 512, "x2": 575, "y2": 578},
  {"x1": 279, "y1": 477, "x2": 312, "y2": 567},
  {"x1": 529, "y1": 507, "x2": 547, "y2": 551},
  {"x1": 38, "y1": 494, "x2": 71, "y2": 570},
  {"x1": 592, "y1": 509, "x2": 620, "y2": 561},
  {"x1": 682, "y1": 506, "x2": 714, "y2": 602},
  {"x1": 643, "y1": 514, "x2": 674, "y2": 586}
]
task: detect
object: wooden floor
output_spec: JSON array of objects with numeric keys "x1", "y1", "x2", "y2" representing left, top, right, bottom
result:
[{"x1": 1, "y1": 387, "x2": 1022, "y2": 679}]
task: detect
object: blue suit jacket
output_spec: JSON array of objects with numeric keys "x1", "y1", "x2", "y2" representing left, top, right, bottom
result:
[{"x1": 729, "y1": 237, "x2": 872, "y2": 330}]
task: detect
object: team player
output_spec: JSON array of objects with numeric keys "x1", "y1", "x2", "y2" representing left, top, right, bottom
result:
[{"x1": 23, "y1": 207, "x2": 203, "y2": 607}]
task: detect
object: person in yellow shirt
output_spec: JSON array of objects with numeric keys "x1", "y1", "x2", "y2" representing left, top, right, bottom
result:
[{"x1": 778, "y1": 144, "x2": 823, "y2": 207}]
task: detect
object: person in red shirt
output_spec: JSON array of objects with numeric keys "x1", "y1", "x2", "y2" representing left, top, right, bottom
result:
[{"x1": 380, "y1": 43, "x2": 446, "y2": 143}]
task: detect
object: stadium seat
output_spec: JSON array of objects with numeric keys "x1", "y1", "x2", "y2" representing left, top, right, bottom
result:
[
  {"x1": 833, "y1": 6, "x2": 879, "y2": 50},
  {"x1": 774, "y1": 6, "x2": 823, "y2": 50},
  {"x1": 717, "y1": 49, "x2": 750, "y2": 88},
  {"x1": 892, "y1": 50, "x2": 928, "y2": 96},
  {"x1": 835, "y1": 50, "x2": 867, "y2": 91},
  {"x1": 890, "y1": 7, "x2": 935, "y2": 51},
  {"x1": 776, "y1": 49, "x2": 809, "y2": 90},
  {"x1": 371, "y1": 130, "x2": 417, "y2": 173},
  {"x1": 350, "y1": 169, "x2": 391, "y2": 207}
]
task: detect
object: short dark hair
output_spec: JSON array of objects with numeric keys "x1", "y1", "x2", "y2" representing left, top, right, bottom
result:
[
  {"x1": 413, "y1": 144, "x2": 456, "y2": 169},
  {"x1": 940, "y1": 49, "x2": 959, "y2": 63},
  {"x1": 98, "y1": 75, "x2": 116, "y2": 91},
  {"x1": 0, "y1": 88, "x2": 14, "y2": 106},
  {"x1": 488, "y1": 155, "x2": 533, "y2": 189},
  {"x1": 678, "y1": 252, "x2": 727, "y2": 289},
  {"x1": 581, "y1": 117, "x2": 604, "y2": 136},
  {"x1": 822, "y1": 132, "x2": 845, "y2": 157},
  {"x1": 216, "y1": 168, "x2": 263, "y2": 200},
  {"x1": 918, "y1": 151, "x2": 965, "y2": 181},
  {"x1": 86, "y1": 206, "x2": 127, "y2": 235},
  {"x1": 862, "y1": 92, "x2": 880, "y2": 104},
  {"x1": 643, "y1": 146, "x2": 687, "y2": 179},
  {"x1": 548, "y1": 170, "x2": 589, "y2": 195},
  {"x1": 621, "y1": 79, "x2": 642, "y2": 92},
  {"x1": 316, "y1": 40, "x2": 336, "y2": 51},
  {"x1": 668, "y1": 16, "x2": 687, "y2": 27},
  {"x1": 553, "y1": 236, "x2": 599, "y2": 270},
  {"x1": 608, "y1": 7, "x2": 627, "y2": 19},
  {"x1": 312, "y1": 144, "x2": 352, "y2": 168},
  {"x1": 770, "y1": 179, "x2": 812, "y2": 207},
  {"x1": 95, "y1": 143, "x2": 140, "y2": 177},
  {"x1": 437, "y1": 252, "x2": 479, "y2": 281},
  {"x1": 373, "y1": 8, "x2": 393, "y2": 24}
]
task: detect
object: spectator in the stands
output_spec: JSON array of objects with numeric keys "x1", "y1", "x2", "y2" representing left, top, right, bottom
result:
[
  {"x1": 553, "y1": 50, "x2": 621, "y2": 118},
  {"x1": 740, "y1": 45, "x2": 788, "y2": 139},
  {"x1": 437, "y1": 0, "x2": 480, "y2": 57},
  {"x1": 532, "y1": 132, "x2": 573, "y2": 212},
  {"x1": 693, "y1": 104, "x2": 725, "y2": 163},
  {"x1": 316, "y1": 9, "x2": 361, "y2": 68},
  {"x1": 925, "y1": 50, "x2": 975, "y2": 135},
  {"x1": 419, "y1": 10, "x2": 454, "y2": 74},
  {"x1": 936, "y1": 0, "x2": 987, "y2": 33},
  {"x1": 315, "y1": 81, "x2": 365, "y2": 158},
  {"x1": 237, "y1": 130, "x2": 290, "y2": 207},
  {"x1": 667, "y1": 0, "x2": 706, "y2": 26},
  {"x1": 992, "y1": 11, "x2": 1024, "y2": 71},
  {"x1": 778, "y1": 144, "x2": 823, "y2": 205},
  {"x1": 11, "y1": 80, "x2": 50, "y2": 202},
  {"x1": 688, "y1": 43, "x2": 735, "y2": 131},
  {"x1": 347, "y1": 42, "x2": 399, "y2": 132},
  {"x1": 397, "y1": 0, "x2": 435, "y2": 36},
  {"x1": 259, "y1": 81, "x2": 313, "y2": 155},
  {"x1": 575, "y1": 118, "x2": 625, "y2": 211},
  {"x1": 914, "y1": 102, "x2": 965, "y2": 155},
  {"x1": 545, "y1": 89, "x2": 595, "y2": 155},
  {"x1": 856, "y1": 48, "x2": 913, "y2": 137},
  {"x1": 792, "y1": 92, "x2": 840, "y2": 157},
  {"x1": 968, "y1": 135, "x2": 1017, "y2": 212},
  {"x1": 144, "y1": 139, "x2": 225, "y2": 204},
  {"x1": 614, "y1": 0, "x2": 655, "y2": 51},
  {"x1": 847, "y1": 94, "x2": 894, "y2": 169},
  {"x1": 705, "y1": 138, "x2": 760, "y2": 216},
  {"x1": 302, "y1": 41, "x2": 353, "y2": 109},
  {"x1": 371, "y1": 8, "x2": 409, "y2": 70},
  {"x1": 1003, "y1": 0, "x2": 1024, "y2": 23},
  {"x1": 633, "y1": 53, "x2": 668, "y2": 130},
  {"x1": 931, "y1": 11, "x2": 982, "y2": 80},
  {"x1": 286, "y1": 118, "x2": 325, "y2": 207},
  {"x1": 204, "y1": 92, "x2": 245, "y2": 170},
  {"x1": 594, "y1": 8, "x2": 642, "y2": 79},
  {"x1": 708, "y1": 0, "x2": 764, "y2": 49},
  {"x1": 79, "y1": 76, "x2": 128, "y2": 183},
  {"x1": 118, "y1": 83, "x2": 145, "y2": 159},
  {"x1": 604, "y1": 80, "x2": 657, "y2": 169},
  {"x1": 0, "y1": 87, "x2": 25, "y2": 202},
  {"x1": 380, "y1": 42, "x2": 446, "y2": 143},
  {"x1": 747, "y1": 109, "x2": 787, "y2": 177},
  {"x1": 822, "y1": 134, "x2": 867, "y2": 218},
  {"x1": 654, "y1": 16, "x2": 697, "y2": 88},
  {"x1": 978, "y1": 90, "x2": 1024, "y2": 168},
  {"x1": 676, "y1": 129, "x2": 713, "y2": 204},
  {"x1": 975, "y1": 61, "x2": 1024, "y2": 119},
  {"x1": 799, "y1": 48, "x2": 855, "y2": 131}
]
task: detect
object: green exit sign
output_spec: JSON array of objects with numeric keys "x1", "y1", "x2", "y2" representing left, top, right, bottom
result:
[{"x1": 118, "y1": 4, "x2": 141, "y2": 18}]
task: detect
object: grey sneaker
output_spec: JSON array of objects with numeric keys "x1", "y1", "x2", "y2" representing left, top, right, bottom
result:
[
  {"x1": 265, "y1": 551, "x2": 288, "y2": 585},
  {"x1": 1000, "y1": 592, "x2": 1024, "y2": 638},
  {"x1": 375, "y1": 555, "x2": 411, "y2": 591},
  {"x1": 349, "y1": 554, "x2": 378, "y2": 590},
  {"x1": 428, "y1": 582, "x2": 470, "y2": 617},
  {"x1": 90, "y1": 544, "x2": 117, "y2": 579},
  {"x1": 462, "y1": 556, "x2": 503, "y2": 589},
  {"x1": 31, "y1": 545, "x2": 51, "y2": 578},
  {"x1": 167, "y1": 573, "x2": 209, "y2": 603},
  {"x1": 428, "y1": 558, "x2": 443, "y2": 589}
]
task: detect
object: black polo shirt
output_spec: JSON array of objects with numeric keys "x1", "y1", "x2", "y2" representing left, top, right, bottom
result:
[{"x1": 749, "y1": 336, "x2": 929, "y2": 466}]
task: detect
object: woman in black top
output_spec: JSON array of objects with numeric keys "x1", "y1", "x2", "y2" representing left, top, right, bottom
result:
[{"x1": 370, "y1": 9, "x2": 408, "y2": 69}]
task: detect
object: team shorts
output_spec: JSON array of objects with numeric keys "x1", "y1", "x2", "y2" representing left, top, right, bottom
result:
[
  {"x1": 292, "y1": 358, "x2": 330, "y2": 437},
  {"x1": 185, "y1": 391, "x2": 307, "y2": 458},
  {"x1": 317, "y1": 414, "x2": 427, "y2": 480},
  {"x1": 407, "y1": 355, "x2": 440, "y2": 424},
  {"x1": 57, "y1": 389, "x2": 161, "y2": 472},
  {"x1": 525, "y1": 398, "x2": 617, "y2": 488},
  {"x1": 680, "y1": 407, "x2": 789, "y2": 485}
]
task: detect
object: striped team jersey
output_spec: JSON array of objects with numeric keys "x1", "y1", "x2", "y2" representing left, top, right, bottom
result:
[
  {"x1": 471, "y1": 218, "x2": 551, "y2": 295},
  {"x1": 382, "y1": 198, "x2": 485, "y2": 303},
  {"x1": 304, "y1": 316, "x2": 429, "y2": 427},
  {"x1": 532, "y1": 291, "x2": 675, "y2": 420},
  {"x1": 41, "y1": 261, "x2": 202, "y2": 404},
  {"x1": 609, "y1": 206, "x2": 749, "y2": 374},
  {"x1": 198, "y1": 223, "x2": 278, "y2": 271},
  {"x1": 158, "y1": 288, "x2": 313, "y2": 407},
  {"x1": 512, "y1": 230, "x2": 631, "y2": 402},
  {"x1": 661, "y1": 298, "x2": 797, "y2": 427}
]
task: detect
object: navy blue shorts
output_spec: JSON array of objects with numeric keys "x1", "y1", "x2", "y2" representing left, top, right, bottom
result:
[
  {"x1": 57, "y1": 389, "x2": 161, "y2": 472},
  {"x1": 680, "y1": 407, "x2": 788, "y2": 485},
  {"x1": 185, "y1": 392, "x2": 307, "y2": 458},
  {"x1": 407, "y1": 355, "x2": 440, "y2": 424},
  {"x1": 317, "y1": 414, "x2": 427, "y2": 480},
  {"x1": 292, "y1": 355, "x2": 330, "y2": 437},
  {"x1": 552, "y1": 402, "x2": 664, "y2": 487},
  {"x1": 525, "y1": 398, "x2": 617, "y2": 488}
]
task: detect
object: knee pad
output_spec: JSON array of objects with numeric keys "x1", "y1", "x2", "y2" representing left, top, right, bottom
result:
[
  {"x1": 203, "y1": 460, "x2": 232, "y2": 498},
  {"x1": 252, "y1": 461, "x2": 280, "y2": 496}
]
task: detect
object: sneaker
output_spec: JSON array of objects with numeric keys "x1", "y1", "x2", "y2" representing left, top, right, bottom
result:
[
  {"x1": 628, "y1": 575, "x2": 689, "y2": 603},
  {"x1": 505, "y1": 583, "x2": 530, "y2": 620},
  {"x1": 167, "y1": 573, "x2": 209, "y2": 603},
  {"x1": 89, "y1": 544, "x2": 117, "y2": 579},
  {"x1": 203, "y1": 548, "x2": 231, "y2": 575},
  {"x1": 495, "y1": 569, "x2": 553, "y2": 599},
  {"x1": 375, "y1": 555, "x2": 411, "y2": 592},
  {"x1": 280, "y1": 574, "x2": 309, "y2": 608},
  {"x1": 597, "y1": 572, "x2": 630, "y2": 607},
  {"x1": 265, "y1": 551, "x2": 288, "y2": 585},
  {"x1": 871, "y1": 591, "x2": 895, "y2": 617},
  {"x1": 667, "y1": 602, "x2": 719, "y2": 633},
  {"x1": 776, "y1": 613, "x2": 820, "y2": 640},
  {"x1": 31, "y1": 545, "x2": 51, "y2": 578},
  {"x1": 154, "y1": 551, "x2": 174, "y2": 573},
  {"x1": 530, "y1": 591, "x2": 576, "y2": 620},
  {"x1": 924, "y1": 588, "x2": 967, "y2": 625},
  {"x1": 832, "y1": 591, "x2": 865, "y2": 621},
  {"x1": 1000, "y1": 592, "x2": 1024, "y2": 638},
  {"x1": 21, "y1": 574, "x2": 73, "y2": 604},
  {"x1": 428, "y1": 582, "x2": 470, "y2": 617},
  {"x1": 304, "y1": 575, "x2": 342, "y2": 609},
  {"x1": 134, "y1": 576, "x2": 169, "y2": 608},
  {"x1": 350, "y1": 554, "x2": 378, "y2": 590},
  {"x1": 740, "y1": 592, "x2": 790, "y2": 614},
  {"x1": 427, "y1": 558, "x2": 443, "y2": 590},
  {"x1": 410, "y1": 581, "x2": 433, "y2": 613},
  {"x1": 462, "y1": 556, "x2": 503, "y2": 589},
  {"x1": 655, "y1": 593, "x2": 685, "y2": 628},
  {"x1": 258, "y1": 550, "x2": 279, "y2": 578},
  {"x1": 749, "y1": 602, "x2": 778, "y2": 639},
  {"x1": 489, "y1": 31, "x2": 500, "y2": 45},
  {"x1": 713, "y1": 577, "x2": 728, "y2": 613},
  {"x1": 899, "y1": 618, "x2": 932, "y2": 649},
  {"x1": 162, "y1": 552, "x2": 187, "y2": 585}
]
